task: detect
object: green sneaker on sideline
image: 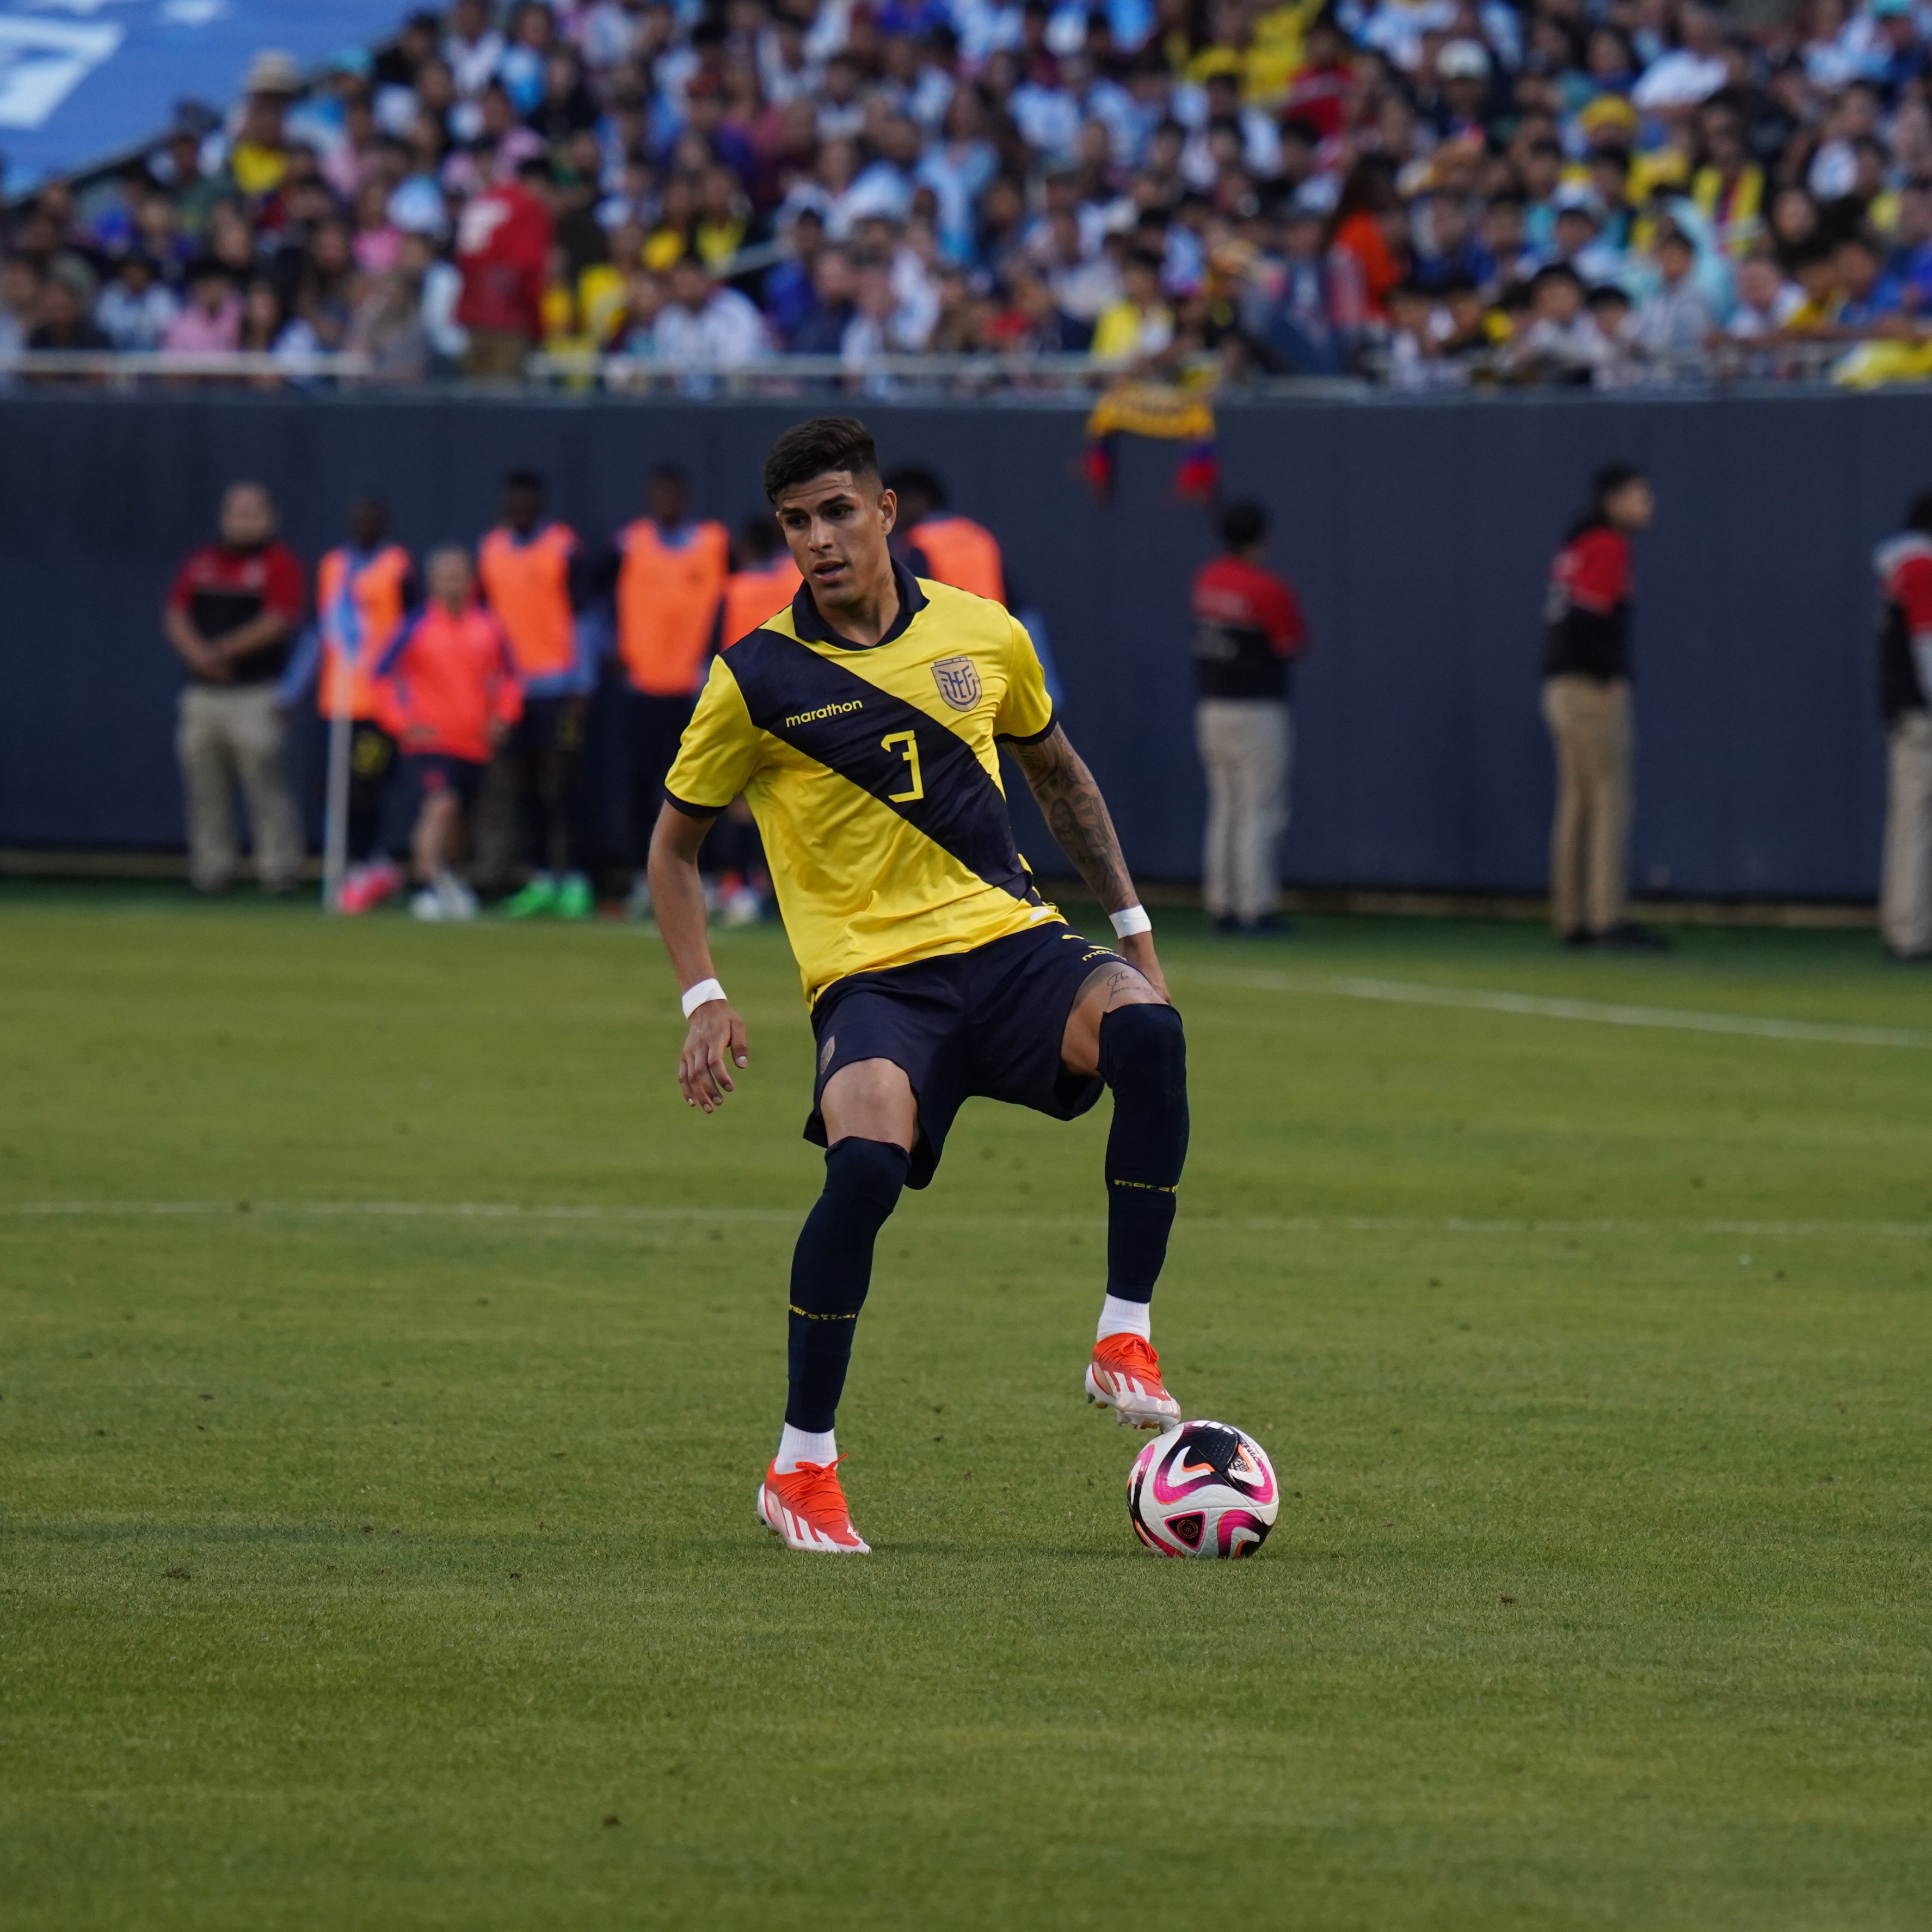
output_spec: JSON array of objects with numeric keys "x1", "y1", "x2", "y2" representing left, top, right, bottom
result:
[
  {"x1": 555, "y1": 873, "x2": 594, "y2": 921},
  {"x1": 502, "y1": 876, "x2": 558, "y2": 919}
]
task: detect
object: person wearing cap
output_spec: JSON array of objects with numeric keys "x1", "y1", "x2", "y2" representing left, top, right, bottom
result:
[
  {"x1": 1541, "y1": 463, "x2": 1663, "y2": 950},
  {"x1": 229, "y1": 52, "x2": 302, "y2": 200},
  {"x1": 1875, "y1": 491, "x2": 1932, "y2": 961},
  {"x1": 1431, "y1": 41, "x2": 1494, "y2": 139}
]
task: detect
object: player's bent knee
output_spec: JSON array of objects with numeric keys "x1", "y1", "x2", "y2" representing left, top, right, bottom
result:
[
  {"x1": 1097, "y1": 1001, "x2": 1187, "y2": 1100},
  {"x1": 822, "y1": 1135, "x2": 909, "y2": 1223}
]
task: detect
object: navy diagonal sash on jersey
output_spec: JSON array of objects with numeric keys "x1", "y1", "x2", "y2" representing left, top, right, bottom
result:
[{"x1": 725, "y1": 627, "x2": 1043, "y2": 905}]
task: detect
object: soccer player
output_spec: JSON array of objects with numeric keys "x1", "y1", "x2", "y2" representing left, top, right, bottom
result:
[
  {"x1": 649, "y1": 417, "x2": 1189, "y2": 1555},
  {"x1": 376, "y1": 546, "x2": 524, "y2": 922}
]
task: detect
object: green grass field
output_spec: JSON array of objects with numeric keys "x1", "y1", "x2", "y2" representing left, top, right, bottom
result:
[{"x1": 4, "y1": 884, "x2": 1931, "y2": 1930}]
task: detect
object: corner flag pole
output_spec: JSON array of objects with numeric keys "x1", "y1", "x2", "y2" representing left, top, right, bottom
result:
[{"x1": 321, "y1": 633, "x2": 350, "y2": 913}]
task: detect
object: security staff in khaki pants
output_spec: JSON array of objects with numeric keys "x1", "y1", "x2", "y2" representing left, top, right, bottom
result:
[
  {"x1": 163, "y1": 482, "x2": 307, "y2": 893},
  {"x1": 1873, "y1": 493, "x2": 1932, "y2": 961},
  {"x1": 1190, "y1": 501, "x2": 1308, "y2": 934},
  {"x1": 1540, "y1": 464, "x2": 1665, "y2": 951}
]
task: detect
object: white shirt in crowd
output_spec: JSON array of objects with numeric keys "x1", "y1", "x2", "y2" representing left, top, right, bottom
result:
[{"x1": 650, "y1": 285, "x2": 769, "y2": 369}]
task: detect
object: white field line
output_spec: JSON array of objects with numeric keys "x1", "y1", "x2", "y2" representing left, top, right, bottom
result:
[
  {"x1": 1178, "y1": 966, "x2": 1929, "y2": 1050},
  {"x1": 7, "y1": 1201, "x2": 1931, "y2": 1239}
]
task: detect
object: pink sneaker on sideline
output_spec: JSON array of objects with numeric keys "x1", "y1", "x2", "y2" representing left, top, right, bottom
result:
[{"x1": 339, "y1": 857, "x2": 403, "y2": 914}]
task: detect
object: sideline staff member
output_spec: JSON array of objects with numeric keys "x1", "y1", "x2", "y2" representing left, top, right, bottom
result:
[
  {"x1": 1541, "y1": 463, "x2": 1664, "y2": 951},
  {"x1": 163, "y1": 481, "x2": 306, "y2": 894},
  {"x1": 1190, "y1": 500, "x2": 1307, "y2": 935},
  {"x1": 885, "y1": 466, "x2": 1006, "y2": 604},
  {"x1": 1874, "y1": 491, "x2": 1932, "y2": 962}
]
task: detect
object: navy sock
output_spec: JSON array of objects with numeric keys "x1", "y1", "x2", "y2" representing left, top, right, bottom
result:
[
  {"x1": 1097, "y1": 1004, "x2": 1190, "y2": 1303},
  {"x1": 785, "y1": 1137, "x2": 908, "y2": 1432}
]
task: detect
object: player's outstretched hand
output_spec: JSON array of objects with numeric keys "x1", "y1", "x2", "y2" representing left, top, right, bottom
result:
[
  {"x1": 1117, "y1": 932, "x2": 1171, "y2": 1004},
  {"x1": 679, "y1": 1001, "x2": 750, "y2": 1112}
]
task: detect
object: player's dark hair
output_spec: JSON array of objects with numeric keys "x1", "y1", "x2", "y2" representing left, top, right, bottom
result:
[
  {"x1": 1570, "y1": 461, "x2": 1645, "y2": 539},
  {"x1": 762, "y1": 416, "x2": 880, "y2": 502},
  {"x1": 1906, "y1": 490, "x2": 1932, "y2": 537},
  {"x1": 883, "y1": 465, "x2": 945, "y2": 510},
  {"x1": 502, "y1": 467, "x2": 545, "y2": 496},
  {"x1": 1217, "y1": 500, "x2": 1268, "y2": 551},
  {"x1": 740, "y1": 512, "x2": 780, "y2": 561},
  {"x1": 650, "y1": 462, "x2": 689, "y2": 485}
]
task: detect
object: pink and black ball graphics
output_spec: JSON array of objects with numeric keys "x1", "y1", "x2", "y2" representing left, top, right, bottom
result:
[{"x1": 1128, "y1": 1420, "x2": 1279, "y2": 1558}]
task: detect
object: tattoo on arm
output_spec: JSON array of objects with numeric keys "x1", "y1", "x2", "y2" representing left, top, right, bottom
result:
[{"x1": 1011, "y1": 725, "x2": 1136, "y2": 912}]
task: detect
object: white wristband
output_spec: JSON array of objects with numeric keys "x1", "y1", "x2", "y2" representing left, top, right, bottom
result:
[
  {"x1": 680, "y1": 977, "x2": 727, "y2": 1019},
  {"x1": 1109, "y1": 905, "x2": 1152, "y2": 939}
]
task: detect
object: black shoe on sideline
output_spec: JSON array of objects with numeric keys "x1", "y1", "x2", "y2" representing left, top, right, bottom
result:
[
  {"x1": 1592, "y1": 921, "x2": 1670, "y2": 951},
  {"x1": 1560, "y1": 927, "x2": 1593, "y2": 949},
  {"x1": 1236, "y1": 913, "x2": 1295, "y2": 938},
  {"x1": 1212, "y1": 914, "x2": 1242, "y2": 935},
  {"x1": 1883, "y1": 945, "x2": 1932, "y2": 964}
]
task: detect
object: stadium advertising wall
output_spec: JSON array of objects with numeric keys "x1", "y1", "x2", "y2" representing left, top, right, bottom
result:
[{"x1": 0, "y1": 388, "x2": 1911, "y2": 899}]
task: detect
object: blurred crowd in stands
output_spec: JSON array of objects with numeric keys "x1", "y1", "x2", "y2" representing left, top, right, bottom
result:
[{"x1": 10, "y1": 0, "x2": 1932, "y2": 386}]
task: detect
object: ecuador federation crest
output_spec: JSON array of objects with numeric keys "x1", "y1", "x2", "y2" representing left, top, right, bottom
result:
[{"x1": 932, "y1": 655, "x2": 981, "y2": 712}]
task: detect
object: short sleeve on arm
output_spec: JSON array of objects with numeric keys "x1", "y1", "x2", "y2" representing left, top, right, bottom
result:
[
  {"x1": 993, "y1": 613, "x2": 1056, "y2": 745},
  {"x1": 1894, "y1": 554, "x2": 1932, "y2": 639},
  {"x1": 664, "y1": 654, "x2": 764, "y2": 815},
  {"x1": 264, "y1": 547, "x2": 306, "y2": 622}
]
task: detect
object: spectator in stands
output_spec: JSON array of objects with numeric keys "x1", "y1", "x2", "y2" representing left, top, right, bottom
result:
[
  {"x1": 27, "y1": 0, "x2": 1932, "y2": 392},
  {"x1": 376, "y1": 544, "x2": 523, "y2": 923},
  {"x1": 476, "y1": 469, "x2": 601, "y2": 916},
  {"x1": 652, "y1": 252, "x2": 769, "y2": 371},
  {"x1": 96, "y1": 255, "x2": 180, "y2": 351},
  {"x1": 0, "y1": 256, "x2": 42, "y2": 358},
  {"x1": 1874, "y1": 491, "x2": 1932, "y2": 962},
  {"x1": 454, "y1": 155, "x2": 553, "y2": 379},
  {"x1": 1190, "y1": 499, "x2": 1307, "y2": 937},
  {"x1": 612, "y1": 464, "x2": 729, "y2": 915},
  {"x1": 162, "y1": 263, "x2": 242, "y2": 355},
  {"x1": 163, "y1": 482, "x2": 306, "y2": 895},
  {"x1": 1540, "y1": 463, "x2": 1663, "y2": 951},
  {"x1": 25, "y1": 268, "x2": 110, "y2": 354}
]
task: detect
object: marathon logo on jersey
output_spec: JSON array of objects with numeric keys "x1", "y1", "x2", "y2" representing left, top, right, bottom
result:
[
  {"x1": 784, "y1": 699, "x2": 865, "y2": 728},
  {"x1": 931, "y1": 656, "x2": 981, "y2": 712}
]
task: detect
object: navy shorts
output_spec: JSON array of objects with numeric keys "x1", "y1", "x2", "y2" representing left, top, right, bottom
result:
[
  {"x1": 805, "y1": 921, "x2": 1127, "y2": 1189},
  {"x1": 406, "y1": 753, "x2": 484, "y2": 813}
]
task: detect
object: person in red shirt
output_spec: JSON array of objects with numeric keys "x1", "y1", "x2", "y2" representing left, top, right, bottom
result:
[
  {"x1": 163, "y1": 480, "x2": 307, "y2": 894},
  {"x1": 1874, "y1": 491, "x2": 1932, "y2": 961},
  {"x1": 376, "y1": 545, "x2": 524, "y2": 922},
  {"x1": 1191, "y1": 499, "x2": 1308, "y2": 934},
  {"x1": 454, "y1": 156, "x2": 555, "y2": 380},
  {"x1": 1541, "y1": 462, "x2": 1662, "y2": 950}
]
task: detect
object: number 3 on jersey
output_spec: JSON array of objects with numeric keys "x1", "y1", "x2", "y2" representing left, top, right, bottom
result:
[{"x1": 882, "y1": 730, "x2": 924, "y2": 803}]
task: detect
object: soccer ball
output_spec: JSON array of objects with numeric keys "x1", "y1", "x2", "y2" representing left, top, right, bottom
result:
[{"x1": 1127, "y1": 1420, "x2": 1278, "y2": 1559}]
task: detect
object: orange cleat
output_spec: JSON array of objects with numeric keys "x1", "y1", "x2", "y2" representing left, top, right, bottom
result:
[
  {"x1": 756, "y1": 1455, "x2": 870, "y2": 1554},
  {"x1": 1085, "y1": 1333, "x2": 1182, "y2": 1431}
]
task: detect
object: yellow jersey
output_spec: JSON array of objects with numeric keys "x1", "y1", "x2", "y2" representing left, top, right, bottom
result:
[{"x1": 666, "y1": 559, "x2": 1063, "y2": 1005}]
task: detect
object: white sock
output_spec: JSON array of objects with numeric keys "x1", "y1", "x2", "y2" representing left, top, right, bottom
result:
[
  {"x1": 775, "y1": 1423, "x2": 836, "y2": 1472},
  {"x1": 1097, "y1": 1294, "x2": 1152, "y2": 1342}
]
